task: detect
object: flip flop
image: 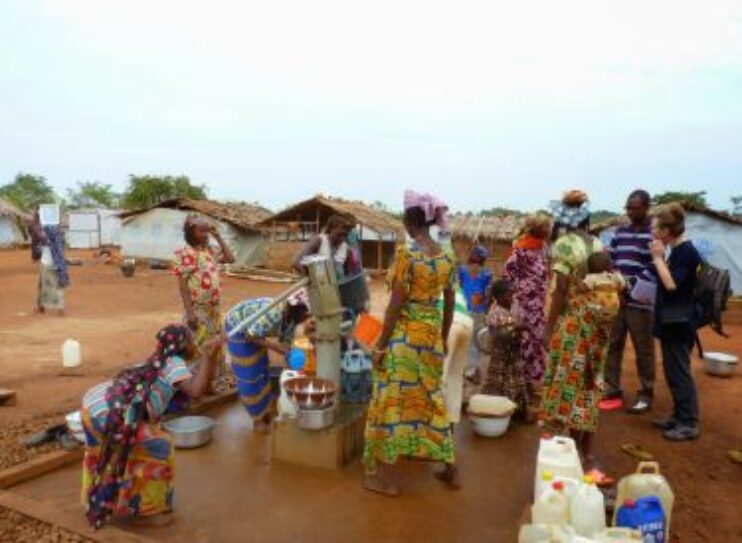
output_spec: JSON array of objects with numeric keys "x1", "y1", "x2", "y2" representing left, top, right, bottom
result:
[
  {"x1": 620, "y1": 443, "x2": 654, "y2": 461},
  {"x1": 599, "y1": 398, "x2": 624, "y2": 411},
  {"x1": 728, "y1": 449, "x2": 742, "y2": 465},
  {"x1": 586, "y1": 468, "x2": 616, "y2": 488}
]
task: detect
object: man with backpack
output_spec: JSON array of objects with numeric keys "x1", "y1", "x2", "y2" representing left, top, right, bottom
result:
[{"x1": 603, "y1": 190, "x2": 657, "y2": 414}]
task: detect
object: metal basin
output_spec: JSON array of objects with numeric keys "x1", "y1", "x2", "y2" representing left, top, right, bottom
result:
[
  {"x1": 704, "y1": 352, "x2": 738, "y2": 378},
  {"x1": 163, "y1": 416, "x2": 215, "y2": 449},
  {"x1": 296, "y1": 405, "x2": 336, "y2": 431}
]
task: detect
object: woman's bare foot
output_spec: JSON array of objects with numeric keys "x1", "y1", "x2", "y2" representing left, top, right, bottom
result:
[
  {"x1": 128, "y1": 512, "x2": 174, "y2": 528},
  {"x1": 363, "y1": 474, "x2": 399, "y2": 497},
  {"x1": 33, "y1": 306, "x2": 45, "y2": 315},
  {"x1": 434, "y1": 464, "x2": 461, "y2": 489}
]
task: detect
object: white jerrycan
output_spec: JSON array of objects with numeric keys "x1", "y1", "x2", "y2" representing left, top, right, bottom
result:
[
  {"x1": 570, "y1": 475, "x2": 606, "y2": 538},
  {"x1": 518, "y1": 523, "x2": 576, "y2": 543},
  {"x1": 536, "y1": 471, "x2": 580, "y2": 504},
  {"x1": 534, "y1": 435, "x2": 584, "y2": 501},
  {"x1": 613, "y1": 462, "x2": 674, "y2": 540},
  {"x1": 594, "y1": 528, "x2": 642, "y2": 542},
  {"x1": 278, "y1": 370, "x2": 301, "y2": 420},
  {"x1": 62, "y1": 339, "x2": 82, "y2": 368},
  {"x1": 532, "y1": 481, "x2": 570, "y2": 526}
]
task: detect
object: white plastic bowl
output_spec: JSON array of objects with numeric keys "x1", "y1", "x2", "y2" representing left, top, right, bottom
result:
[
  {"x1": 703, "y1": 352, "x2": 738, "y2": 378},
  {"x1": 470, "y1": 414, "x2": 511, "y2": 438}
]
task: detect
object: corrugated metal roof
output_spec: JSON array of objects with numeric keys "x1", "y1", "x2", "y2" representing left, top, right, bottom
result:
[
  {"x1": 260, "y1": 194, "x2": 403, "y2": 235},
  {"x1": 119, "y1": 198, "x2": 273, "y2": 232},
  {"x1": 449, "y1": 214, "x2": 523, "y2": 242}
]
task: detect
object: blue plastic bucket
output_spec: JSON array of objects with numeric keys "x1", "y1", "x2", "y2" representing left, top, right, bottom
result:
[{"x1": 287, "y1": 348, "x2": 306, "y2": 371}]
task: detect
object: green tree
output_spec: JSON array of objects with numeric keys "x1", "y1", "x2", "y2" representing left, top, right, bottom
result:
[
  {"x1": 371, "y1": 200, "x2": 403, "y2": 220},
  {"x1": 121, "y1": 175, "x2": 207, "y2": 209},
  {"x1": 591, "y1": 209, "x2": 621, "y2": 224},
  {"x1": 66, "y1": 181, "x2": 119, "y2": 209},
  {"x1": 651, "y1": 190, "x2": 707, "y2": 207},
  {"x1": 0, "y1": 172, "x2": 57, "y2": 210}
]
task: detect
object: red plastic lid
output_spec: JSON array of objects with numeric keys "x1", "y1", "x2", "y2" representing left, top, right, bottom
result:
[
  {"x1": 624, "y1": 499, "x2": 637, "y2": 508},
  {"x1": 553, "y1": 481, "x2": 565, "y2": 491}
]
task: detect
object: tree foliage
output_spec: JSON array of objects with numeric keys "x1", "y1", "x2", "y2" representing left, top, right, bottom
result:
[
  {"x1": 371, "y1": 200, "x2": 403, "y2": 220},
  {"x1": 591, "y1": 209, "x2": 621, "y2": 224},
  {"x1": 121, "y1": 175, "x2": 207, "y2": 209},
  {"x1": 651, "y1": 190, "x2": 707, "y2": 207},
  {"x1": 0, "y1": 173, "x2": 57, "y2": 210},
  {"x1": 66, "y1": 181, "x2": 119, "y2": 209}
]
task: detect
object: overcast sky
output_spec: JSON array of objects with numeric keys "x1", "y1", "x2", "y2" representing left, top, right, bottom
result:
[{"x1": 1, "y1": 1, "x2": 741, "y2": 212}]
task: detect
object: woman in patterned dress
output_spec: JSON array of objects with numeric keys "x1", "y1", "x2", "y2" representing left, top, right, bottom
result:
[
  {"x1": 225, "y1": 291, "x2": 311, "y2": 433},
  {"x1": 363, "y1": 191, "x2": 457, "y2": 497},
  {"x1": 174, "y1": 215, "x2": 235, "y2": 390},
  {"x1": 539, "y1": 191, "x2": 609, "y2": 476},
  {"x1": 81, "y1": 324, "x2": 224, "y2": 529},
  {"x1": 503, "y1": 214, "x2": 551, "y2": 398}
]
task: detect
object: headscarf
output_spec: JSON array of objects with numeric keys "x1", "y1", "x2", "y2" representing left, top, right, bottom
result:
[
  {"x1": 287, "y1": 287, "x2": 310, "y2": 309},
  {"x1": 469, "y1": 245, "x2": 489, "y2": 264},
  {"x1": 403, "y1": 190, "x2": 449, "y2": 231},
  {"x1": 85, "y1": 324, "x2": 193, "y2": 529},
  {"x1": 549, "y1": 190, "x2": 591, "y2": 229},
  {"x1": 43, "y1": 225, "x2": 70, "y2": 287}
]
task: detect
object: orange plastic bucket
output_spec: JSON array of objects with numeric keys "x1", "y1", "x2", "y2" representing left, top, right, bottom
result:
[{"x1": 353, "y1": 312, "x2": 383, "y2": 350}]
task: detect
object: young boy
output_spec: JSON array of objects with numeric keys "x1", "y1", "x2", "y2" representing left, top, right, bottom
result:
[{"x1": 482, "y1": 280, "x2": 529, "y2": 420}]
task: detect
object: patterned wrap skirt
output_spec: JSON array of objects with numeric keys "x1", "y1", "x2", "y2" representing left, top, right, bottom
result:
[
  {"x1": 190, "y1": 302, "x2": 224, "y2": 374},
  {"x1": 38, "y1": 263, "x2": 64, "y2": 310},
  {"x1": 80, "y1": 409, "x2": 174, "y2": 519},
  {"x1": 363, "y1": 302, "x2": 455, "y2": 474},
  {"x1": 539, "y1": 302, "x2": 610, "y2": 433}
]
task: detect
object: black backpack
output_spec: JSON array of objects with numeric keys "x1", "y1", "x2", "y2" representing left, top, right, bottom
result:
[{"x1": 694, "y1": 261, "x2": 733, "y2": 355}]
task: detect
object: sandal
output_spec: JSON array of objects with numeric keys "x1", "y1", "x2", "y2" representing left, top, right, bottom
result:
[
  {"x1": 586, "y1": 468, "x2": 616, "y2": 488},
  {"x1": 620, "y1": 443, "x2": 654, "y2": 461}
]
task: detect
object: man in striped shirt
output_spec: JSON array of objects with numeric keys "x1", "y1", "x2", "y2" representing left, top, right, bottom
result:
[{"x1": 604, "y1": 190, "x2": 657, "y2": 414}]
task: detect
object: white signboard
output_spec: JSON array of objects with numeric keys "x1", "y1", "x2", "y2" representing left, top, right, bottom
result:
[{"x1": 39, "y1": 204, "x2": 60, "y2": 226}]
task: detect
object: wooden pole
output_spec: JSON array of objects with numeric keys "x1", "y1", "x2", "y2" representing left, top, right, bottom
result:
[{"x1": 377, "y1": 238, "x2": 383, "y2": 271}]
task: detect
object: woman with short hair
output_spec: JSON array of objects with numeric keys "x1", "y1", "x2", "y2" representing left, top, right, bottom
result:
[{"x1": 650, "y1": 203, "x2": 702, "y2": 441}]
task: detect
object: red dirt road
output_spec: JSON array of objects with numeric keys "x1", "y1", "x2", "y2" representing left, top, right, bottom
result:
[{"x1": 1, "y1": 249, "x2": 741, "y2": 541}]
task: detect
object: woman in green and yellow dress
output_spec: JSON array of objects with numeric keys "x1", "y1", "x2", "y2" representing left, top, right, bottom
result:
[{"x1": 363, "y1": 191, "x2": 457, "y2": 497}]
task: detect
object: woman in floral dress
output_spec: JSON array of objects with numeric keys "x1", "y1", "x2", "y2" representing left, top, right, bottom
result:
[
  {"x1": 539, "y1": 191, "x2": 609, "y2": 479},
  {"x1": 503, "y1": 214, "x2": 552, "y2": 396},
  {"x1": 174, "y1": 215, "x2": 235, "y2": 389},
  {"x1": 363, "y1": 191, "x2": 457, "y2": 497}
]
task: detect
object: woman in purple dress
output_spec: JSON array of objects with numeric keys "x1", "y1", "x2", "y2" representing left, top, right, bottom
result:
[{"x1": 503, "y1": 214, "x2": 552, "y2": 398}]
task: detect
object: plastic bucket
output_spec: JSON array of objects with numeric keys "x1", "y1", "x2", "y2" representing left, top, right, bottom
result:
[
  {"x1": 338, "y1": 272, "x2": 370, "y2": 313},
  {"x1": 354, "y1": 313, "x2": 383, "y2": 350},
  {"x1": 288, "y1": 348, "x2": 306, "y2": 370}
]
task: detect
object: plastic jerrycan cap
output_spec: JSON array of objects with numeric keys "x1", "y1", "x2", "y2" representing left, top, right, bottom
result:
[
  {"x1": 623, "y1": 499, "x2": 637, "y2": 508},
  {"x1": 552, "y1": 481, "x2": 565, "y2": 492},
  {"x1": 542, "y1": 471, "x2": 554, "y2": 482},
  {"x1": 583, "y1": 474, "x2": 596, "y2": 485}
]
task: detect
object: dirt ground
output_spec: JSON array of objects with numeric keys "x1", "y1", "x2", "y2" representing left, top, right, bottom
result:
[{"x1": 1, "y1": 248, "x2": 741, "y2": 541}]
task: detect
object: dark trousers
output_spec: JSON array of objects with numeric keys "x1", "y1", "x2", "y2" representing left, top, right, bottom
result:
[
  {"x1": 661, "y1": 339, "x2": 699, "y2": 426},
  {"x1": 605, "y1": 307, "x2": 656, "y2": 398}
]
